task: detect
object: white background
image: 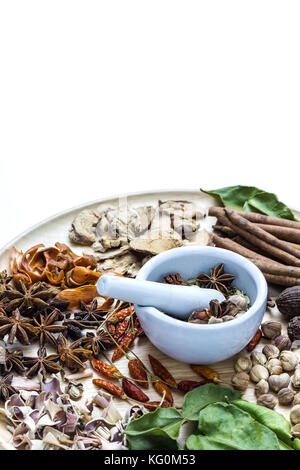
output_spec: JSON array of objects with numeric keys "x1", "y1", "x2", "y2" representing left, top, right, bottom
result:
[{"x1": 0, "y1": 1, "x2": 299, "y2": 248}]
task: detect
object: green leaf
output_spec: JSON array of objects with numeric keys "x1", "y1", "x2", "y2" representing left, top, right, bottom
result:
[
  {"x1": 201, "y1": 185, "x2": 297, "y2": 220},
  {"x1": 125, "y1": 407, "x2": 184, "y2": 450},
  {"x1": 192, "y1": 403, "x2": 280, "y2": 450},
  {"x1": 182, "y1": 383, "x2": 241, "y2": 421},
  {"x1": 186, "y1": 434, "x2": 236, "y2": 450},
  {"x1": 234, "y1": 400, "x2": 300, "y2": 450}
]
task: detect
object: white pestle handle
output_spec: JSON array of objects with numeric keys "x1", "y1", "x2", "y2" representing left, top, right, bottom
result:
[{"x1": 97, "y1": 275, "x2": 225, "y2": 319}]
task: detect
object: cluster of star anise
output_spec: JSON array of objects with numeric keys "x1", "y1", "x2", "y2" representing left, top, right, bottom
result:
[{"x1": 0, "y1": 271, "x2": 114, "y2": 385}]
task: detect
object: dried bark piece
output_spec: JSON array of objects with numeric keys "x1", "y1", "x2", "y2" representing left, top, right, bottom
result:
[
  {"x1": 70, "y1": 210, "x2": 99, "y2": 245},
  {"x1": 130, "y1": 237, "x2": 182, "y2": 255}
]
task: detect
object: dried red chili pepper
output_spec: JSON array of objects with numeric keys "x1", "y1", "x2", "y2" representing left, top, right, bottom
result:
[
  {"x1": 177, "y1": 379, "x2": 209, "y2": 393},
  {"x1": 112, "y1": 330, "x2": 136, "y2": 362},
  {"x1": 91, "y1": 357, "x2": 121, "y2": 379},
  {"x1": 109, "y1": 306, "x2": 134, "y2": 323},
  {"x1": 247, "y1": 328, "x2": 262, "y2": 352},
  {"x1": 128, "y1": 358, "x2": 148, "y2": 389},
  {"x1": 154, "y1": 380, "x2": 173, "y2": 405},
  {"x1": 93, "y1": 378, "x2": 125, "y2": 397},
  {"x1": 191, "y1": 365, "x2": 219, "y2": 383},
  {"x1": 144, "y1": 401, "x2": 172, "y2": 411},
  {"x1": 122, "y1": 379, "x2": 149, "y2": 403},
  {"x1": 114, "y1": 318, "x2": 129, "y2": 341},
  {"x1": 148, "y1": 354, "x2": 177, "y2": 387}
]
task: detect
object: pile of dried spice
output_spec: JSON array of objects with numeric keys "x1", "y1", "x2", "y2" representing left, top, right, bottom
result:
[{"x1": 163, "y1": 263, "x2": 250, "y2": 324}]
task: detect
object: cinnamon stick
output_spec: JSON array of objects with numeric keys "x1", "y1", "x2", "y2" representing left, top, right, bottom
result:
[
  {"x1": 235, "y1": 210, "x2": 300, "y2": 230},
  {"x1": 225, "y1": 209, "x2": 300, "y2": 267},
  {"x1": 256, "y1": 224, "x2": 300, "y2": 244},
  {"x1": 262, "y1": 273, "x2": 300, "y2": 287}
]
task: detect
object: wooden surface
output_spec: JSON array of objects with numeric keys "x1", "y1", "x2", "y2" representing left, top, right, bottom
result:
[{"x1": 0, "y1": 190, "x2": 297, "y2": 450}]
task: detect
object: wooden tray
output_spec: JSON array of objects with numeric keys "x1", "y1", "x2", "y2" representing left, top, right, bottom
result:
[{"x1": 0, "y1": 190, "x2": 297, "y2": 449}]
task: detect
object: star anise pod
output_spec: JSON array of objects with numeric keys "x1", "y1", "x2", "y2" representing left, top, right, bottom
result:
[
  {"x1": 23, "y1": 347, "x2": 61, "y2": 380},
  {"x1": 197, "y1": 263, "x2": 235, "y2": 296},
  {"x1": 56, "y1": 333, "x2": 92, "y2": 371},
  {"x1": 0, "y1": 309, "x2": 37, "y2": 345},
  {"x1": 2, "y1": 347, "x2": 25, "y2": 374},
  {"x1": 164, "y1": 273, "x2": 187, "y2": 285},
  {"x1": 0, "y1": 270, "x2": 12, "y2": 296},
  {"x1": 33, "y1": 309, "x2": 67, "y2": 347},
  {"x1": 2, "y1": 281, "x2": 60, "y2": 314},
  {"x1": 80, "y1": 329, "x2": 114, "y2": 357},
  {"x1": 0, "y1": 374, "x2": 17, "y2": 401},
  {"x1": 74, "y1": 299, "x2": 107, "y2": 323}
]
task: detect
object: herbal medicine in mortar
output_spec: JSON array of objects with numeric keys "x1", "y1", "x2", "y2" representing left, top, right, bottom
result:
[{"x1": 164, "y1": 263, "x2": 250, "y2": 324}]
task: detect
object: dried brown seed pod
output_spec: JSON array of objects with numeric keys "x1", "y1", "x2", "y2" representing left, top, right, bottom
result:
[
  {"x1": 257, "y1": 393, "x2": 277, "y2": 409},
  {"x1": 250, "y1": 364, "x2": 269, "y2": 383},
  {"x1": 278, "y1": 388, "x2": 295, "y2": 406},
  {"x1": 255, "y1": 379, "x2": 269, "y2": 397},
  {"x1": 292, "y1": 368, "x2": 300, "y2": 389},
  {"x1": 267, "y1": 359, "x2": 282, "y2": 376},
  {"x1": 262, "y1": 344, "x2": 280, "y2": 360},
  {"x1": 234, "y1": 357, "x2": 252, "y2": 374},
  {"x1": 231, "y1": 372, "x2": 249, "y2": 391},
  {"x1": 290, "y1": 404, "x2": 300, "y2": 425},
  {"x1": 287, "y1": 316, "x2": 300, "y2": 342},
  {"x1": 250, "y1": 351, "x2": 267, "y2": 366},
  {"x1": 268, "y1": 373, "x2": 290, "y2": 392},
  {"x1": 261, "y1": 321, "x2": 282, "y2": 340},
  {"x1": 291, "y1": 424, "x2": 300, "y2": 438},
  {"x1": 280, "y1": 351, "x2": 298, "y2": 372},
  {"x1": 274, "y1": 335, "x2": 291, "y2": 351},
  {"x1": 294, "y1": 393, "x2": 300, "y2": 405},
  {"x1": 276, "y1": 286, "x2": 300, "y2": 321}
]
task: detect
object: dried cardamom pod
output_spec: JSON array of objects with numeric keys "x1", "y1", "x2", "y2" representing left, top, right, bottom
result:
[
  {"x1": 255, "y1": 379, "x2": 269, "y2": 397},
  {"x1": 278, "y1": 388, "x2": 295, "y2": 406},
  {"x1": 231, "y1": 372, "x2": 249, "y2": 391},
  {"x1": 266, "y1": 359, "x2": 282, "y2": 376},
  {"x1": 261, "y1": 321, "x2": 282, "y2": 340},
  {"x1": 262, "y1": 344, "x2": 280, "y2": 360},
  {"x1": 292, "y1": 368, "x2": 300, "y2": 389},
  {"x1": 234, "y1": 357, "x2": 252, "y2": 374},
  {"x1": 290, "y1": 405, "x2": 300, "y2": 425},
  {"x1": 250, "y1": 351, "x2": 267, "y2": 366},
  {"x1": 280, "y1": 351, "x2": 298, "y2": 372},
  {"x1": 291, "y1": 424, "x2": 300, "y2": 438},
  {"x1": 268, "y1": 373, "x2": 290, "y2": 392},
  {"x1": 274, "y1": 335, "x2": 291, "y2": 351},
  {"x1": 294, "y1": 392, "x2": 300, "y2": 405},
  {"x1": 257, "y1": 393, "x2": 277, "y2": 409},
  {"x1": 250, "y1": 364, "x2": 269, "y2": 383}
]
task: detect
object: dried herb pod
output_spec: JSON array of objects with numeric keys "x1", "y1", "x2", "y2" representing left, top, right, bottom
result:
[
  {"x1": 261, "y1": 321, "x2": 282, "y2": 340},
  {"x1": 291, "y1": 424, "x2": 300, "y2": 438},
  {"x1": 266, "y1": 359, "x2": 282, "y2": 376},
  {"x1": 294, "y1": 393, "x2": 300, "y2": 405},
  {"x1": 262, "y1": 344, "x2": 280, "y2": 360},
  {"x1": 231, "y1": 372, "x2": 249, "y2": 391},
  {"x1": 292, "y1": 368, "x2": 300, "y2": 389},
  {"x1": 255, "y1": 379, "x2": 269, "y2": 397},
  {"x1": 274, "y1": 335, "x2": 291, "y2": 351},
  {"x1": 234, "y1": 357, "x2": 252, "y2": 373},
  {"x1": 250, "y1": 364, "x2": 269, "y2": 383},
  {"x1": 287, "y1": 316, "x2": 300, "y2": 342},
  {"x1": 278, "y1": 388, "x2": 295, "y2": 406},
  {"x1": 250, "y1": 351, "x2": 266, "y2": 366},
  {"x1": 280, "y1": 351, "x2": 298, "y2": 372},
  {"x1": 268, "y1": 373, "x2": 290, "y2": 392},
  {"x1": 290, "y1": 405, "x2": 300, "y2": 425},
  {"x1": 276, "y1": 286, "x2": 300, "y2": 320},
  {"x1": 65, "y1": 381, "x2": 83, "y2": 400},
  {"x1": 257, "y1": 393, "x2": 277, "y2": 410}
]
